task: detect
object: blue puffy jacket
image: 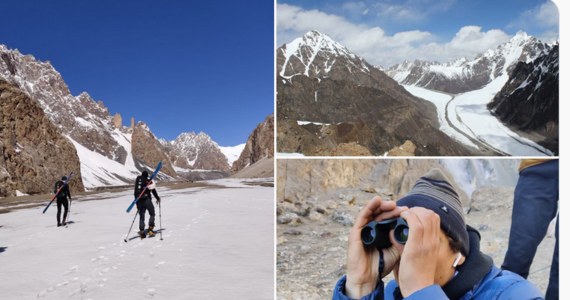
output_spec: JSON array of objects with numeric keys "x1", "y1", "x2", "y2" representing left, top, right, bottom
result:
[
  {"x1": 332, "y1": 226, "x2": 544, "y2": 300},
  {"x1": 333, "y1": 266, "x2": 543, "y2": 299}
]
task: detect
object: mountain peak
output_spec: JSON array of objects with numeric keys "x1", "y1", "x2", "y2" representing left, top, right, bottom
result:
[
  {"x1": 305, "y1": 29, "x2": 323, "y2": 37},
  {"x1": 302, "y1": 30, "x2": 336, "y2": 44},
  {"x1": 173, "y1": 131, "x2": 215, "y2": 146},
  {"x1": 278, "y1": 30, "x2": 367, "y2": 78},
  {"x1": 296, "y1": 30, "x2": 352, "y2": 56},
  {"x1": 513, "y1": 31, "x2": 531, "y2": 40},
  {"x1": 505, "y1": 31, "x2": 535, "y2": 48}
]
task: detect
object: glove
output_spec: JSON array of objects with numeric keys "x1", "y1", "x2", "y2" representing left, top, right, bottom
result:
[{"x1": 156, "y1": 196, "x2": 161, "y2": 203}]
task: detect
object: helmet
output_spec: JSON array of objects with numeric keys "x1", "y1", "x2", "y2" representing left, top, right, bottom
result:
[
  {"x1": 147, "y1": 180, "x2": 156, "y2": 190},
  {"x1": 142, "y1": 170, "x2": 149, "y2": 178},
  {"x1": 62, "y1": 176, "x2": 67, "y2": 181}
]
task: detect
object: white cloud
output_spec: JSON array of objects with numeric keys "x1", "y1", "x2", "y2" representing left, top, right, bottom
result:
[
  {"x1": 509, "y1": 1, "x2": 559, "y2": 38},
  {"x1": 369, "y1": 0, "x2": 456, "y2": 22},
  {"x1": 530, "y1": 1, "x2": 559, "y2": 28},
  {"x1": 375, "y1": 3, "x2": 422, "y2": 22},
  {"x1": 342, "y1": 1, "x2": 368, "y2": 16},
  {"x1": 447, "y1": 26, "x2": 510, "y2": 53},
  {"x1": 277, "y1": 4, "x2": 511, "y2": 67}
]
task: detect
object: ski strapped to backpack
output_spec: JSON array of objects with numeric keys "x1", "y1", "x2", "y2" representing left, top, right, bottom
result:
[
  {"x1": 42, "y1": 172, "x2": 74, "y2": 214},
  {"x1": 126, "y1": 161, "x2": 163, "y2": 213}
]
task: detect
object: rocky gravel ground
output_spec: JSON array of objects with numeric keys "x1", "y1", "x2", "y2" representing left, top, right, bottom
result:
[{"x1": 277, "y1": 186, "x2": 556, "y2": 299}]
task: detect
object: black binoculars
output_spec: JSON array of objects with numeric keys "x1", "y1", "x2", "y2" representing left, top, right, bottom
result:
[{"x1": 361, "y1": 218, "x2": 409, "y2": 250}]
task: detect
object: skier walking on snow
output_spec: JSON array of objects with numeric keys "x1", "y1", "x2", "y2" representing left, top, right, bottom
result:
[
  {"x1": 54, "y1": 176, "x2": 72, "y2": 227},
  {"x1": 135, "y1": 170, "x2": 161, "y2": 238}
]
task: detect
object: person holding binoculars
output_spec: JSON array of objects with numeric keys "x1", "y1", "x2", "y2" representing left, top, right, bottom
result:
[{"x1": 332, "y1": 169, "x2": 544, "y2": 300}]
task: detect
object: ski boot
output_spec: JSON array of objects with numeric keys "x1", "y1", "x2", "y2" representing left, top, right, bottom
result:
[
  {"x1": 147, "y1": 226, "x2": 156, "y2": 237},
  {"x1": 138, "y1": 230, "x2": 147, "y2": 239}
]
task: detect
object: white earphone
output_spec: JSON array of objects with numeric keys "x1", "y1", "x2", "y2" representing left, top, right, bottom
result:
[{"x1": 452, "y1": 253, "x2": 462, "y2": 268}]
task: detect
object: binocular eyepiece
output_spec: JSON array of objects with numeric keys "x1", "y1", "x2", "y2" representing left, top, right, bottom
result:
[{"x1": 361, "y1": 218, "x2": 409, "y2": 250}]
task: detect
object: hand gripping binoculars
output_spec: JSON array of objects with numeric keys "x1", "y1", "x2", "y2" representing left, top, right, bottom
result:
[{"x1": 361, "y1": 218, "x2": 409, "y2": 250}]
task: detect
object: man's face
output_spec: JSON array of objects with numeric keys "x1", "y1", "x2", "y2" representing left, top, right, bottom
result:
[{"x1": 391, "y1": 213, "x2": 463, "y2": 287}]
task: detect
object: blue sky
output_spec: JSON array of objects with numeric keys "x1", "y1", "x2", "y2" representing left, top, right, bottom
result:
[
  {"x1": 277, "y1": 0, "x2": 560, "y2": 67},
  {"x1": 0, "y1": 1, "x2": 273, "y2": 146}
]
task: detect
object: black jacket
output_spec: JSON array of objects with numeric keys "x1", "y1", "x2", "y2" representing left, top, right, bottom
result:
[
  {"x1": 54, "y1": 180, "x2": 71, "y2": 200},
  {"x1": 134, "y1": 175, "x2": 159, "y2": 200}
]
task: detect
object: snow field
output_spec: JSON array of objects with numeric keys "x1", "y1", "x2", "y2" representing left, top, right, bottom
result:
[
  {"x1": 0, "y1": 179, "x2": 274, "y2": 299},
  {"x1": 67, "y1": 136, "x2": 140, "y2": 189},
  {"x1": 219, "y1": 143, "x2": 246, "y2": 166}
]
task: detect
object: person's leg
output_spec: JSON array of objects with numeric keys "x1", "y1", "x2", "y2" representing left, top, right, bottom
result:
[
  {"x1": 56, "y1": 199, "x2": 63, "y2": 226},
  {"x1": 137, "y1": 200, "x2": 147, "y2": 232},
  {"x1": 545, "y1": 216, "x2": 559, "y2": 300},
  {"x1": 502, "y1": 160, "x2": 558, "y2": 278},
  {"x1": 148, "y1": 202, "x2": 156, "y2": 229},
  {"x1": 62, "y1": 199, "x2": 69, "y2": 225}
]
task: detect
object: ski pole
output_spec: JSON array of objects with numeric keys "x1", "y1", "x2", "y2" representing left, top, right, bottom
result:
[
  {"x1": 124, "y1": 209, "x2": 138, "y2": 243},
  {"x1": 159, "y1": 200, "x2": 163, "y2": 241}
]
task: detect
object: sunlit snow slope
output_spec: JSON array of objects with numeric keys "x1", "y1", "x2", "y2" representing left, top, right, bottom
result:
[{"x1": 0, "y1": 179, "x2": 274, "y2": 299}]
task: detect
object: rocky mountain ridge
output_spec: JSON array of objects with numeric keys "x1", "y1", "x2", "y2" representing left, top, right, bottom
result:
[
  {"x1": 0, "y1": 45, "x2": 130, "y2": 163},
  {"x1": 0, "y1": 44, "x2": 260, "y2": 194},
  {"x1": 488, "y1": 45, "x2": 559, "y2": 154},
  {"x1": 276, "y1": 31, "x2": 473, "y2": 156},
  {"x1": 386, "y1": 32, "x2": 551, "y2": 94}
]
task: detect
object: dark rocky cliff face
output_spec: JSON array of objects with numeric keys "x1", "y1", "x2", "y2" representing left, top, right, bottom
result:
[
  {"x1": 131, "y1": 123, "x2": 177, "y2": 177},
  {"x1": 0, "y1": 80, "x2": 84, "y2": 196},
  {"x1": 231, "y1": 114, "x2": 274, "y2": 173},
  {"x1": 488, "y1": 45, "x2": 558, "y2": 154}
]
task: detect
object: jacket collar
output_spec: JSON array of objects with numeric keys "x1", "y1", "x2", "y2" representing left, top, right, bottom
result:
[{"x1": 441, "y1": 225, "x2": 494, "y2": 299}]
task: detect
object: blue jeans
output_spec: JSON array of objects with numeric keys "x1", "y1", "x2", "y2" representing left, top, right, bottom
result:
[{"x1": 501, "y1": 160, "x2": 558, "y2": 300}]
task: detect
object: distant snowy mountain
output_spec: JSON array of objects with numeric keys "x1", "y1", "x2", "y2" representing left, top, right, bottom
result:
[
  {"x1": 277, "y1": 30, "x2": 400, "y2": 92},
  {"x1": 386, "y1": 32, "x2": 550, "y2": 94},
  {"x1": 161, "y1": 132, "x2": 231, "y2": 173},
  {"x1": 277, "y1": 30, "x2": 366, "y2": 78}
]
